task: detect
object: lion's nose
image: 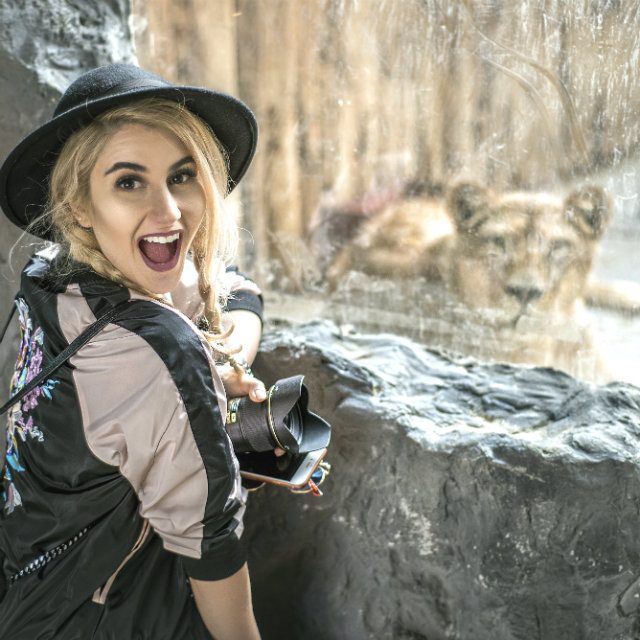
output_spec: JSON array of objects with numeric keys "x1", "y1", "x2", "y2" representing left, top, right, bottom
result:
[{"x1": 505, "y1": 285, "x2": 543, "y2": 304}]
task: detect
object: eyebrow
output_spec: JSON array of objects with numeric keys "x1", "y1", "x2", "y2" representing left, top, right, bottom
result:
[{"x1": 104, "y1": 155, "x2": 195, "y2": 176}]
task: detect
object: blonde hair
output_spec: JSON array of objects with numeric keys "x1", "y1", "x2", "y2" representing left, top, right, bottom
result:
[{"x1": 42, "y1": 98, "x2": 238, "y2": 348}]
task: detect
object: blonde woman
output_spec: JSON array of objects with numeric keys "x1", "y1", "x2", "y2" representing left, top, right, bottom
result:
[{"x1": 0, "y1": 64, "x2": 269, "y2": 639}]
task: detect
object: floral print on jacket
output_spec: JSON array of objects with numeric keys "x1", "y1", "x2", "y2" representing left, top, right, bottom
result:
[{"x1": 3, "y1": 298, "x2": 58, "y2": 513}]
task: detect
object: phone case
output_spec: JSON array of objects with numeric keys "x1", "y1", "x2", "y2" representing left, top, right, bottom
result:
[{"x1": 239, "y1": 448, "x2": 327, "y2": 488}]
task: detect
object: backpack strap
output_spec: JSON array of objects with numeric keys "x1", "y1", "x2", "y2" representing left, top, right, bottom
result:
[
  {"x1": 0, "y1": 304, "x2": 16, "y2": 345},
  {"x1": 0, "y1": 301, "x2": 129, "y2": 418}
]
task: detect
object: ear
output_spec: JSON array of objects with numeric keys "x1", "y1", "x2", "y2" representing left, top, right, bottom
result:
[
  {"x1": 446, "y1": 182, "x2": 491, "y2": 232},
  {"x1": 564, "y1": 185, "x2": 610, "y2": 239},
  {"x1": 71, "y1": 205, "x2": 92, "y2": 230}
]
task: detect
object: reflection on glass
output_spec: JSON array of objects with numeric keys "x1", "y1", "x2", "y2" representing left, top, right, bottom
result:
[{"x1": 133, "y1": 0, "x2": 640, "y2": 385}]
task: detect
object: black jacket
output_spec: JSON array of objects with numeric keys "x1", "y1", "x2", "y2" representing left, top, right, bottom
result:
[{"x1": 0, "y1": 253, "x2": 261, "y2": 639}]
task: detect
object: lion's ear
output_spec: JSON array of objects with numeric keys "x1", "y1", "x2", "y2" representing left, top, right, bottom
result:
[
  {"x1": 565, "y1": 185, "x2": 610, "y2": 239},
  {"x1": 447, "y1": 182, "x2": 491, "y2": 232}
]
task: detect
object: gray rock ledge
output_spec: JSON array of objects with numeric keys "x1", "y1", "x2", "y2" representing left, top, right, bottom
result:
[{"x1": 246, "y1": 320, "x2": 640, "y2": 640}]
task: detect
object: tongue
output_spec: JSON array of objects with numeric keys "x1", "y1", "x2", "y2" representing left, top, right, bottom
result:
[{"x1": 140, "y1": 239, "x2": 177, "y2": 264}]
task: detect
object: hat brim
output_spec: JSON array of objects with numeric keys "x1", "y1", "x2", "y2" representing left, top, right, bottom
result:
[{"x1": 0, "y1": 84, "x2": 257, "y2": 239}]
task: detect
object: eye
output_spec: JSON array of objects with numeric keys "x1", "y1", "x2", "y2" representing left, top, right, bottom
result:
[
  {"x1": 115, "y1": 175, "x2": 142, "y2": 191},
  {"x1": 169, "y1": 168, "x2": 196, "y2": 186},
  {"x1": 549, "y1": 239, "x2": 574, "y2": 261},
  {"x1": 486, "y1": 235, "x2": 507, "y2": 253}
]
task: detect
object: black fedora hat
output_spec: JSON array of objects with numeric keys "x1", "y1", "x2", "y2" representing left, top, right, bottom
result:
[{"x1": 0, "y1": 63, "x2": 258, "y2": 239}]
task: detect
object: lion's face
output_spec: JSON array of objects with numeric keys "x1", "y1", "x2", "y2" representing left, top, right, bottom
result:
[
  {"x1": 328, "y1": 181, "x2": 610, "y2": 326},
  {"x1": 446, "y1": 183, "x2": 610, "y2": 324},
  {"x1": 325, "y1": 181, "x2": 613, "y2": 380}
]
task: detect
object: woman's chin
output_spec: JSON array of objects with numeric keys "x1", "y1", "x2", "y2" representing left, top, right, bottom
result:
[{"x1": 132, "y1": 255, "x2": 185, "y2": 296}]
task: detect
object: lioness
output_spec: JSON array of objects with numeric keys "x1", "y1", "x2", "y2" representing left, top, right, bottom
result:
[{"x1": 328, "y1": 182, "x2": 627, "y2": 381}]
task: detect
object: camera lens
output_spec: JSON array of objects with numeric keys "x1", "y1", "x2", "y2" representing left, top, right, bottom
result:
[
  {"x1": 283, "y1": 405, "x2": 303, "y2": 443},
  {"x1": 224, "y1": 375, "x2": 330, "y2": 457}
]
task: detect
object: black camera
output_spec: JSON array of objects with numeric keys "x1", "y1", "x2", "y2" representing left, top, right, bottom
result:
[{"x1": 225, "y1": 375, "x2": 331, "y2": 455}]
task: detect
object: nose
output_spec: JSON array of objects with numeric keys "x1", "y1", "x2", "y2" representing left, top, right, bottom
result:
[
  {"x1": 149, "y1": 185, "x2": 181, "y2": 225},
  {"x1": 505, "y1": 284, "x2": 543, "y2": 305}
]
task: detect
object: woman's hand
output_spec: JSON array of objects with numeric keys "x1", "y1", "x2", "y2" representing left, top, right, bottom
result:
[{"x1": 217, "y1": 363, "x2": 266, "y2": 402}]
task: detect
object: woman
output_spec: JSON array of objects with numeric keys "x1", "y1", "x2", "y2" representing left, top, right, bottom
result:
[{"x1": 0, "y1": 64, "x2": 267, "y2": 639}]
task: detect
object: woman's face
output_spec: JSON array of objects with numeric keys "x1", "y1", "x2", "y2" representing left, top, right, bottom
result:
[{"x1": 82, "y1": 123, "x2": 207, "y2": 294}]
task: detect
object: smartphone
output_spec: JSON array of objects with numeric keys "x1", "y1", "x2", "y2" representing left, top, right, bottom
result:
[{"x1": 237, "y1": 448, "x2": 328, "y2": 489}]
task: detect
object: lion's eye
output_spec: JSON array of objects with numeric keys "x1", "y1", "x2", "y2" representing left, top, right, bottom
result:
[
  {"x1": 486, "y1": 236, "x2": 507, "y2": 253},
  {"x1": 549, "y1": 239, "x2": 573, "y2": 261}
]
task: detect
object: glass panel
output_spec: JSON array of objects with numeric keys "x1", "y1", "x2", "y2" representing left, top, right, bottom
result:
[{"x1": 132, "y1": 0, "x2": 640, "y2": 385}]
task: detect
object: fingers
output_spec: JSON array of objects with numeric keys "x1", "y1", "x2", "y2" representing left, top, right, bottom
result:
[
  {"x1": 274, "y1": 448, "x2": 286, "y2": 457},
  {"x1": 218, "y1": 359, "x2": 268, "y2": 403},
  {"x1": 218, "y1": 363, "x2": 266, "y2": 402},
  {"x1": 247, "y1": 378, "x2": 267, "y2": 402}
]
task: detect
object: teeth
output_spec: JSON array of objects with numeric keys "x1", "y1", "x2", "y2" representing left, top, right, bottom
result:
[{"x1": 142, "y1": 233, "x2": 180, "y2": 244}]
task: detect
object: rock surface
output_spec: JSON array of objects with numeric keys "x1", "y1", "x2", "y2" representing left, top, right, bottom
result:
[
  {"x1": 247, "y1": 320, "x2": 640, "y2": 640},
  {"x1": 0, "y1": 0, "x2": 135, "y2": 381}
]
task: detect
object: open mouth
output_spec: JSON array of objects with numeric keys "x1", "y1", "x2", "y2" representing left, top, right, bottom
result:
[
  {"x1": 138, "y1": 231, "x2": 183, "y2": 272},
  {"x1": 506, "y1": 301, "x2": 540, "y2": 329},
  {"x1": 508, "y1": 309, "x2": 525, "y2": 329}
]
